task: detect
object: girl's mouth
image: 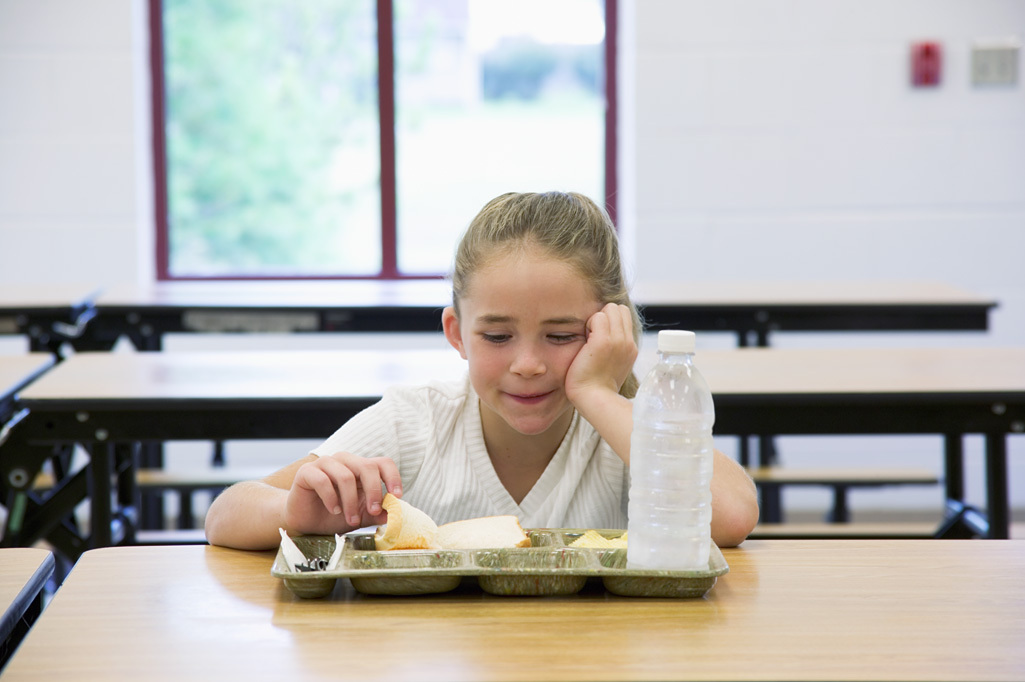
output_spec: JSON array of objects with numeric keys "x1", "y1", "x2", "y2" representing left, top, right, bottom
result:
[{"x1": 506, "y1": 391, "x2": 553, "y2": 405}]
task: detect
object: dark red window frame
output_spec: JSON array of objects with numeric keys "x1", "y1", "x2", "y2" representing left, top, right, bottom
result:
[{"x1": 149, "y1": 0, "x2": 617, "y2": 281}]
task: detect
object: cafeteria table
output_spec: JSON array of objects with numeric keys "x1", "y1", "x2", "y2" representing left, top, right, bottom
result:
[
  {"x1": 1, "y1": 346, "x2": 1021, "y2": 567},
  {"x1": 0, "y1": 354, "x2": 54, "y2": 424},
  {"x1": 2, "y1": 540, "x2": 1022, "y2": 681},
  {"x1": 0, "y1": 548, "x2": 54, "y2": 671},
  {"x1": 63, "y1": 279, "x2": 1000, "y2": 524},
  {"x1": 0, "y1": 285, "x2": 101, "y2": 356},
  {"x1": 73, "y1": 279, "x2": 996, "y2": 350}
]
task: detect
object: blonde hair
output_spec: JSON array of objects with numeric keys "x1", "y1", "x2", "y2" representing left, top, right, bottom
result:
[{"x1": 451, "y1": 191, "x2": 642, "y2": 398}]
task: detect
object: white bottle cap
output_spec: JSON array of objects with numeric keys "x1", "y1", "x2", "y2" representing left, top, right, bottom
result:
[{"x1": 657, "y1": 329, "x2": 696, "y2": 353}]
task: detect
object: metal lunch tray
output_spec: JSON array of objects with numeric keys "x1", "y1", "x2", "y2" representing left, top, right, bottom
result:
[{"x1": 272, "y1": 528, "x2": 728, "y2": 599}]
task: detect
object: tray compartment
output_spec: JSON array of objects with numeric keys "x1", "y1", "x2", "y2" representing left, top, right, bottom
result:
[
  {"x1": 597, "y1": 546, "x2": 725, "y2": 598},
  {"x1": 525, "y1": 529, "x2": 566, "y2": 547},
  {"x1": 277, "y1": 535, "x2": 340, "y2": 599},
  {"x1": 560, "y1": 529, "x2": 627, "y2": 547},
  {"x1": 346, "y1": 549, "x2": 466, "y2": 571},
  {"x1": 349, "y1": 572, "x2": 462, "y2": 595},
  {"x1": 472, "y1": 548, "x2": 594, "y2": 596},
  {"x1": 346, "y1": 550, "x2": 467, "y2": 595}
]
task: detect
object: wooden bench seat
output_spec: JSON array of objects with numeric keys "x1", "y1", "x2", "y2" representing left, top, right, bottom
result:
[
  {"x1": 34, "y1": 467, "x2": 272, "y2": 531},
  {"x1": 750, "y1": 521, "x2": 938, "y2": 539},
  {"x1": 746, "y1": 466, "x2": 939, "y2": 523},
  {"x1": 36, "y1": 464, "x2": 943, "y2": 538},
  {"x1": 133, "y1": 467, "x2": 273, "y2": 530},
  {"x1": 134, "y1": 529, "x2": 209, "y2": 545}
]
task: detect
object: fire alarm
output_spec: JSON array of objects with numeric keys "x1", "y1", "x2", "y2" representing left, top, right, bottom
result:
[{"x1": 911, "y1": 42, "x2": 942, "y2": 87}]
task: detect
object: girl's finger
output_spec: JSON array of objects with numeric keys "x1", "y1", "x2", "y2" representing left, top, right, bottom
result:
[
  {"x1": 374, "y1": 457, "x2": 404, "y2": 501},
  {"x1": 587, "y1": 308, "x2": 610, "y2": 343},
  {"x1": 317, "y1": 456, "x2": 362, "y2": 525},
  {"x1": 294, "y1": 463, "x2": 344, "y2": 517},
  {"x1": 350, "y1": 458, "x2": 388, "y2": 518}
]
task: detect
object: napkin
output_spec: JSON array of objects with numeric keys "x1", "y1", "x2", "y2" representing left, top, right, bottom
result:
[
  {"x1": 279, "y1": 529, "x2": 308, "y2": 572},
  {"x1": 278, "y1": 528, "x2": 345, "y2": 572}
]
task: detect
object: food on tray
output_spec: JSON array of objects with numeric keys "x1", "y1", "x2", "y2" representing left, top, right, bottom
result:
[
  {"x1": 374, "y1": 494, "x2": 440, "y2": 550},
  {"x1": 373, "y1": 494, "x2": 530, "y2": 550},
  {"x1": 569, "y1": 529, "x2": 628, "y2": 549},
  {"x1": 437, "y1": 515, "x2": 531, "y2": 549}
]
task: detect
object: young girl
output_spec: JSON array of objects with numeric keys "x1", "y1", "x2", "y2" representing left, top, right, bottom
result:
[{"x1": 205, "y1": 191, "x2": 759, "y2": 549}]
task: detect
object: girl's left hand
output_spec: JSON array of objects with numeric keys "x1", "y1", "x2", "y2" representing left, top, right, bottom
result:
[{"x1": 564, "y1": 302, "x2": 638, "y2": 404}]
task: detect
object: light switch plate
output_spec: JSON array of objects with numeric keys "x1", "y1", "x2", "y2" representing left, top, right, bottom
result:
[{"x1": 971, "y1": 43, "x2": 1020, "y2": 86}]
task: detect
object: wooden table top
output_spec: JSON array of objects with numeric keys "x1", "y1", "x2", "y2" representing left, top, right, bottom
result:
[
  {"x1": 0, "y1": 548, "x2": 54, "y2": 646},
  {"x1": 91, "y1": 279, "x2": 996, "y2": 309},
  {"x1": 15, "y1": 346, "x2": 1025, "y2": 405},
  {"x1": 631, "y1": 279, "x2": 996, "y2": 307},
  {"x1": 0, "y1": 284, "x2": 100, "y2": 311},
  {"x1": 3, "y1": 540, "x2": 1022, "y2": 681},
  {"x1": 0, "y1": 354, "x2": 54, "y2": 399},
  {"x1": 693, "y1": 346, "x2": 1025, "y2": 397},
  {"x1": 14, "y1": 349, "x2": 469, "y2": 403},
  {"x1": 94, "y1": 279, "x2": 455, "y2": 309}
]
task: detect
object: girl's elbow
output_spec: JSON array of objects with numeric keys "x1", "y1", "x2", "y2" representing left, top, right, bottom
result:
[
  {"x1": 203, "y1": 502, "x2": 230, "y2": 548},
  {"x1": 712, "y1": 496, "x2": 761, "y2": 548}
]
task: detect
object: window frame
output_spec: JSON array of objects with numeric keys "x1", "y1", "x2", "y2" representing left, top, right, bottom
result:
[{"x1": 149, "y1": 0, "x2": 618, "y2": 281}]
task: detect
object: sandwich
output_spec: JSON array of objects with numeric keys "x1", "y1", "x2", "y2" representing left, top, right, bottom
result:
[
  {"x1": 374, "y1": 493, "x2": 530, "y2": 550},
  {"x1": 374, "y1": 493, "x2": 440, "y2": 550}
]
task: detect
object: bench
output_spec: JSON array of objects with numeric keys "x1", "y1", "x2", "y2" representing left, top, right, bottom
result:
[
  {"x1": 133, "y1": 467, "x2": 273, "y2": 530},
  {"x1": 33, "y1": 466, "x2": 272, "y2": 532},
  {"x1": 36, "y1": 464, "x2": 942, "y2": 539},
  {"x1": 746, "y1": 466, "x2": 940, "y2": 523},
  {"x1": 134, "y1": 529, "x2": 209, "y2": 545},
  {"x1": 749, "y1": 521, "x2": 938, "y2": 539}
]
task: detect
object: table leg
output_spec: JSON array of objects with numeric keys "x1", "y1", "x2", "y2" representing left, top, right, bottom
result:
[
  {"x1": 88, "y1": 443, "x2": 113, "y2": 548},
  {"x1": 757, "y1": 435, "x2": 782, "y2": 523},
  {"x1": 943, "y1": 434, "x2": 964, "y2": 502},
  {"x1": 984, "y1": 433, "x2": 1009, "y2": 539},
  {"x1": 137, "y1": 443, "x2": 164, "y2": 529}
]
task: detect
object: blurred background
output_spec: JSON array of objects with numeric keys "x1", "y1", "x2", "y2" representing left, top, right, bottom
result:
[{"x1": 1, "y1": 0, "x2": 1022, "y2": 527}]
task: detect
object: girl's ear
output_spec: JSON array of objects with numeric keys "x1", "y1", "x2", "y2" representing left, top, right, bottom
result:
[{"x1": 442, "y1": 306, "x2": 468, "y2": 359}]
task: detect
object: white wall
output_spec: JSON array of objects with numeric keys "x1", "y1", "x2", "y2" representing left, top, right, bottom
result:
[
  {"x1": 0, "y1": 0, "x2": 1022, "y2": 521},
  {"x1": 0, "y1": 0, "x2": 144, "y2": 286},
  {"x1": 621, "y1": 0, "x2": 1025, "y2": 349},
  {"x1": 619, "y1": 0, "x2": 1025, "y2": 518}
]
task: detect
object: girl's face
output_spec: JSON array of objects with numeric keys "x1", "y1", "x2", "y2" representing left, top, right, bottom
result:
[{"x1": 444, "y1": 245, "x2": 603, "y2": 441}]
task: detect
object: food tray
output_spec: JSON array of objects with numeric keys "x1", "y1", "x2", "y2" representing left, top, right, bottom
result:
[{"x1": 272, "y1": 528, "x2": 728, "y2": 599}]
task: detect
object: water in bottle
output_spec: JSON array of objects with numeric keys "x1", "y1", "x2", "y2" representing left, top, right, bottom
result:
[{"x1": 627, "y1": 329, "x2": 714, "y2": 570}]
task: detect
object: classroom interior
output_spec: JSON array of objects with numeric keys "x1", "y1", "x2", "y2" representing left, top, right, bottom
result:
[
  {"x1": 2, "y1": 3, "x2": 1025, "y2": 680},
  {"x1": 1, "y1": 0, "x2": 1024, "y2": 541}
]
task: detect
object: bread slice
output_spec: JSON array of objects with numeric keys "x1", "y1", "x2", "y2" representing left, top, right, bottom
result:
[
  {"x1": 374, "y1": 493, "x2": 439, "y2": 550},
  {"x1": 437, "y1": 515, "x2": 531, "y2": 550}
]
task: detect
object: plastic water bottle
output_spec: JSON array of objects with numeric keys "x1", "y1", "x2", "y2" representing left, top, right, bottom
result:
[{"x1": 627, "y1": 330, "x2": 714, "y2": 571}]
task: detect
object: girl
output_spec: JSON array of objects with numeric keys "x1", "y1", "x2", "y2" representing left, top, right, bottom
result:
[{"x1": 205, "y1": 192, "x2": 759, "y2": 549}]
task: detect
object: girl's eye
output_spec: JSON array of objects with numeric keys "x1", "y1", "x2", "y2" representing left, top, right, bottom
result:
[
  {"x1": 549, "y1": 334, "x2": 581, "y2": 344},
  {"x1": 482, "y1": 333, "x2": 510, "y2": 344}
]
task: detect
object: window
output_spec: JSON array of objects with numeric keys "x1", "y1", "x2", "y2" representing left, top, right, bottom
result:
[{"x1": 151, "y1": 0, "x2": 616, "y2": 280}]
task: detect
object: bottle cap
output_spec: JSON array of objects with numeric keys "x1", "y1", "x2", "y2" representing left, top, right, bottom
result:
[{"x1": 657, "y1": 329, "x2": 696, "y2": 353}]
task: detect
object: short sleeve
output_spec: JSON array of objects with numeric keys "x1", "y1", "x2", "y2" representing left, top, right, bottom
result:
[
  {"x1": 309, "y1": 396, "x2": 401, "y2": 462},
  {"x1": 308, "y1": 379, "x2": 468, "y2": 492}
]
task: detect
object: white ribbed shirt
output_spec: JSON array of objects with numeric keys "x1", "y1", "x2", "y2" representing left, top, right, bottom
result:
[{"x1": 310, "y1": 375, "x2": 628, "y2": 529}]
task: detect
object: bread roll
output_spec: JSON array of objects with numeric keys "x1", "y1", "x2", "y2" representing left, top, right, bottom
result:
[
  {"x1": 374, "y1": 493, "x2": 440, "y2": 550},
  {"x1": 437, "y1": 515, "x2": 531, "y2": 549}
]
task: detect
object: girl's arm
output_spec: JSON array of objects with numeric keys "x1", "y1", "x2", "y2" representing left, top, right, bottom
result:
[
  {"x1": 710, "y1": 451, "x2": 760, "y2": 546},
  {"x1": 565, "y1": 303, "x2": 759, "y2": 545},
  {"x1": 563, "y1": 302, "x2": 638, "y2": 460},
  {"x1": 205, "y1": 453, "x2": 401, "y2": 550}
]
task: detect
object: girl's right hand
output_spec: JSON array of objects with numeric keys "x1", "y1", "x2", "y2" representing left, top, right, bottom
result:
[{"x1": 282, "y1": 452, "x2": 402, "y2": 536}]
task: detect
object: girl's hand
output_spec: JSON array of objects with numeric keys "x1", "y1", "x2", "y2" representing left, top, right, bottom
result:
[
  {"x1": 565, "y1": 302, "x2": 638, "y2": 406},
  {"x1": 282, "y1": 453, "x2": 402, "y2": 536}
]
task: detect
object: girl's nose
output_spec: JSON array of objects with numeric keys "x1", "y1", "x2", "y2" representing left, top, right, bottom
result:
[{"x1": 510, "y1": 345, "x2": 546, "y2": 377}]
